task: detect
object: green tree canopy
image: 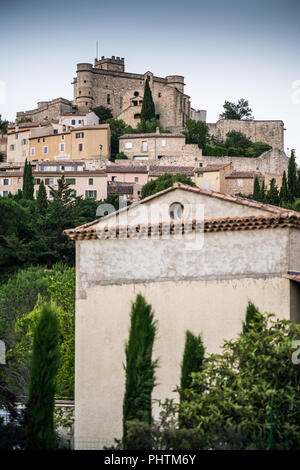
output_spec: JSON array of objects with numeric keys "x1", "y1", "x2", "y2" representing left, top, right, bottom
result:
[
  {"x1": 253, "y1": 177, "x2": 261, "y2": 202},
  {"x1": 93, "y1": 106, "x2": 113, "y2": 123},
  {"x1": 265, "y1": 178, "x2": 279, "y2": 206},
  {"x1": 0, "y1": 114, "x2": 9, "y2": 134},
  {"x1": 183, "y1": 118, "x2": 209, "y2": 151},
  {"x1": 141, "y1": 173, "x2": 195, "y2": 199},
  {"x1": 36, "y1": 180, "x2": 48, "y2": 214},
  {"x1": 219, "y1": 98, "x2": 254, "y2": 120},
  {"x1": 180, "y1": 310, "x2": 300, "y2": 449},
  {"x1": 279, "y1": 171, "x2": 289, "y2": 205}
]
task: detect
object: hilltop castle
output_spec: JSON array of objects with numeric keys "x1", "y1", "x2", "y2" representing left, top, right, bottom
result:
[
  {"x1": 16, "y1": 55, "x2": 285, "y2": 153},
  {"x1": 17, "y1": 56, "x2": 206, "y2": 132}
]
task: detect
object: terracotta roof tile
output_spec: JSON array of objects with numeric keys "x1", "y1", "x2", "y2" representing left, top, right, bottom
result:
[
  {"x1": 64, "y1": 214, "x2": 300, "y2": 240},
  {"x1": 226, "y1": 171, "x2": 263, "y2": 179},
  {"x1": 149, "y1": 165, "x2": 194, "y2": 176}
]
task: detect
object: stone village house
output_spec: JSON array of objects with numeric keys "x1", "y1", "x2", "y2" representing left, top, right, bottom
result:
[{"x1": 65, "y1": 183, "x2": 300, "y2": 449}]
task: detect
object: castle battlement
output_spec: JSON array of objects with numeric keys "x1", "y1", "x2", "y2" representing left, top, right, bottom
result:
[{"x1": 94, "y1": 56, "x2": 125, "y2": 72}]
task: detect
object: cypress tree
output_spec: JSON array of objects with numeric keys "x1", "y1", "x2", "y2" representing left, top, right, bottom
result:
[
  {"x1": 36, "y1": 180, "x2": 48, "y2": 214},
  {"x1": 260, "y1": 180, "x2": 266, "y2": 202},
  {"x1": 179, "y1": 331, "x2": 205, "y2": 428},
  {"x1": 242, "y1": 301, "x2": 263, "y2": 333},
  {"x1": 279, "y1": 171, "x2": 289, "y2": 205},
  {"x1": 22, "y1": 158, "x2": 34, "y2": 200},
  {"x1": 288, "y1": 149, "x2": 297, "y2": 203},
  {"x1": 253, "y1": 177, "x2": 261, "y2": 202},
  {"x1": 265, "y1": 178, "x2": 279, "y2": 206},
  {"x1": 26, "y1": 303, "x2": 60, "y2": 450},
  {"x1": 141, "y1": 79, "x2": 155, "y2": 122},
  {"x1": 296, "y1": 169, "x2": 300, "y2": 199},
  {"x1": 180, "y1": 331, "x2": 204, "y2": 396},
  {"x1": 123, "y1": 294, "x2": 157, "y2": 448}
]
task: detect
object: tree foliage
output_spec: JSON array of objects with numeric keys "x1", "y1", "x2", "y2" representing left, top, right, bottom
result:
[
  {"x1": 0, "y1": 114, "x2": 9, "y2": 134},
  {"x1": 92, "y1": 105, "x2": 113, "y2": 123},
  {"x1": 141, "y1": 173, "x2": 195, "y2": 199},
  {"x1": 183, "y1": 118, "x2": 209, "y2": 151},
  {"x1": 180, "y1": 311, "x2": 300, "y2": 449},
  {"x1": 123, "y1": 294, "x2": 158, "y2": 448},
  {"x1": 288, "y1": 149, "x2": 297, "y2": 203},
  {"x1": 26, "y1": 302, "x2": 60, "y2": 450},
  {"x1": 141, "y1": 79, "x2": 155, "y2": 122},
  {"x1": 22, "y1": 159, "x2": 34, "y2": 200},
  {"x1": 219, "y1": 98, "x2": 254, "y2": 120}
]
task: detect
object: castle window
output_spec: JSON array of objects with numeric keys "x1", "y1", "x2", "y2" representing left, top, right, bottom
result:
[
  {"x1": 133, "y1": 101, "x2": 138, "y2": 106},
  {"x1": 89, "y1": 178, "x2": 94, "y2": 185},
  {"x1": 43, "y1": 146, "x2": 48, "y2": 155},
  {"x1": 85, "y1": 102, "x2": 88, "y2": 105},
  {"x1": 156, "y1": 114, "x2": 160, "y2": 120},
  {"x1": 120, "y1": 97, "x2": 123, "y2": 109},
  {"x1": 107, "y1": 94, "x2": 111, "y2": 105},
  {"x1": 59, "y1": 143, "x2": 65, "y2": 152},
  {"x1": 30, "y1": 147, "x2": 35, "y2": 156},
  {"x1": 142, "y1": 141, "x2": 147, "y2": 152},
  {"x1": 169, "y1": 202, "x2": 183, "y2": 220},
  {"x1": 54, "y1": 129, "x2": 58, "y2": 134},
  {"x1": 158, "y1": 93, "x2": 161, "y2": 98},
  {"x1": 76, "y1": 132, "x2": 84, "y2": 138},
  {"x1": 79, "y1": 91, "x2": 81, "y2": 95},
  {"x1": 61, "y1": 135, "x2": 65, "y2": 140},
  {"x1": 9, "y1": 145, "x2": 14, "y2": 151},
  {"x1": 66, "y1": 178, "x2": 76, "y2": 185},
  {"x1": 134, "y1": 177, "x2": 139, "y2": 182},
  {"x1": 134, "y1": 91, "x2": 139, "y2": 97},
  {"x1": 84, "y1": 80, "x2": 86, "y2": 83},
  {"x1": 147, "y1": 75, "x2": 150, "y2": 81},
  {"x1": 134, "y1": 114, "x2": 141, "y2": 119},
  {"x1": 78, "y1": 143, "x2": 83, "y2": 152},
  {"x1": 71, "y1": 119, "x2": 76, "y2": 125}
]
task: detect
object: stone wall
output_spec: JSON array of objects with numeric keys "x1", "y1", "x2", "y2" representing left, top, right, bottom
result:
[
  {"x1": 74, "y1": 60, "x2": 192, "y2": 129},
  {"x1": 208, "y1": 119, "x2": 284, "y2": 151},
  {"x1": 16, "y1": 98, "x2": 73, "y2": 123}
]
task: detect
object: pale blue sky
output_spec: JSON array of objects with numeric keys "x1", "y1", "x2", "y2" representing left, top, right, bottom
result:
[{"x1": 1, "y1": 0, "x2": 299, "y2": 158}]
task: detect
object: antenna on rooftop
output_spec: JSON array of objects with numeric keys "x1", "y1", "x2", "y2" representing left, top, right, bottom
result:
[{"x1": 96, "y1": 40, "x2": 99, "y2": 60}]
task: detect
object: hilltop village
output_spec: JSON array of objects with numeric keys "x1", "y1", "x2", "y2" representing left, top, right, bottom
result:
[
  {"x1": 0, "y1": 56, "x2": 289, "y2": 202},
  {"x1": 1, "y1": 55, "x2": 300, "y2": 451}
]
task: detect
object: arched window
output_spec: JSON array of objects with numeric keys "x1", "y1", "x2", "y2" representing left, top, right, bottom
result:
[{"x1": 169, "y1": 202, "x2": 184, "y2": 220}]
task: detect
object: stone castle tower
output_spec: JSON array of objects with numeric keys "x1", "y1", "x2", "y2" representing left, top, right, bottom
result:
[{"x1": 72, "y1": 56, "x2": 206, "y2": 131}]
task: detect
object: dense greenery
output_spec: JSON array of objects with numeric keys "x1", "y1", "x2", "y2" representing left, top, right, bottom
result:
[
  {"x1": 0, "y1": 175, "x2": 104, "y2": 279},
  {"x1": 115, "y1": 152, "x2": 128, "y2": 160},
  {"x1": 0, "y1": 114, "x2": 9, "y2": 134},
  {"x1": 180, "y1": 311, "x2": 300, "y2": 449},
  {"x1": 92, "y1": 105, "x2": 113, "y2": 123},
  {"x1": 26, "y1": 302, "x2": 59, "y2": 450},
  {"x1": 122, "y1": 306, "x2": 300, "y2": 450},
  {"x1": 219, "y1": 98, "x2": 254, "y2": 120},
  {"x1": 182, "y1": 119, "x2": 271, "y2": 158},
  {"x1": 141, "y1": 173, "x2": 195, "y2": 199},
  {"x1": 183, "y1": 119, "x2": 209, "y2": 151},
  {"x1": 123, "y1": 295, "x2": 158, "y2": 448},
  {"x1": 0, "y1": 264, "x2": 75, "y2": 400},
  {"x1": 251, "y1": 149, "x2": 300, "y2": 210}
]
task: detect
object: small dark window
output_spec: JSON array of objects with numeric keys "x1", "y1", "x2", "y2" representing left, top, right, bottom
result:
[
  {"x1": 158, "y1": 93, "x2": 161, "y2": 98},
  {"x1": 84, "y1": 80, "x2": 86, "y2": 83},
  {"x1": 156, "y1": 114, "x2": 160, "y2": 120},
  {"x1": 134, "y1": 91, "x2": 139, "y2": 97},
  {"x1": 134, "y1": 114, "x2": 141, "y2": 119},
  {"x1": 107, "y1": 94, "x2": 111, "y2": 105}
]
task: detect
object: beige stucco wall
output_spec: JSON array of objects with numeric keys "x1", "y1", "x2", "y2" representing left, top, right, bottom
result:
[
  {"x1": 96, "y1": 187, "x2": 280, "y2": 230},
  {"x1": 7, "y1": 131, "x2": 31, "y2": 163},
  {"x1": 120, "y1": 134, "x2": 185, "y2": 161},
  {"x1": 74, "y1": 276, "x2": 292, "y2": 449}
]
